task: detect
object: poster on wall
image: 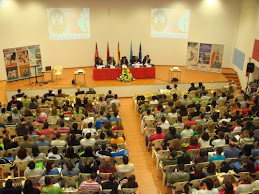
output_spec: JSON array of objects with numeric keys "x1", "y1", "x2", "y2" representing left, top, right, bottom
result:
[
  {"x1": 198, "y1": 43, "x2": 212, "y2": 72},
  {"x1": 186, "y1": 42, "x2": 199, "y2": 70},
  {"x1": 210, "y1": 44, "x2": 224, "y2": 73},
  {"x1": 3, "y1": 45, "x2": 43, "y2": 81},
  {"x1": 3, "y1": 48, "x2": 19, "y2": 81},
  {"x1": 16, "y1": 47, "x2": 31, "y2": 78},
  {"x1": 28, "y1": 45, "x2": 43, "y2": 77}
]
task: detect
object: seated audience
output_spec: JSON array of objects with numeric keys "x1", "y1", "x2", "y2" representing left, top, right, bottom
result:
[
  {"x1": 24, "y1": 161, "x2": 44, "y2": 177},
  {"x1": 169, "y1": 163, "x2": 190, "y2": 184},
  {"x1": 41, "y1": 176, "x2": 63, "y2": 193},
  {"x1": 51, "y1": 133, "x2": 67, "y2": 146},
  {"x1": 208, "y1": 147, "x2": 225, "y2": 162}
]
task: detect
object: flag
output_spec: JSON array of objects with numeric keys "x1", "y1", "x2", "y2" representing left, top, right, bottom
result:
[
  {"x1": 117, "y1": 42, "x2": 120, "y2": 65},
  {"x1": 130, "y1": 41, "x2": 133, "y2": 61},
  {"x1": 139, "y1": 42, "x2": 142, "y2": 61},
  {"x1": 94, "y1": 42, "x2": 99, "y2": 61},
  {"x1": 107, "y1": 42, "x2": 110, "y2": 62}
]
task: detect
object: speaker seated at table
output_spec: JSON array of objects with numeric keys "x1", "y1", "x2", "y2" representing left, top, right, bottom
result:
[
  {"x1": 95, "y1": 57, "x2": 104, "y2": 68},
  {"x1": 142, "y1": 55, "x2": 151, "y2": 65},
  {"x1": 107, "y1": 57, "x2": 116, "y2": 68},
  {"x1": 120, "y1": 56, "x2": 129, "y2": 66},
  {"x1": 130, "y1": 56, "x2": 141, "y2": 64}
]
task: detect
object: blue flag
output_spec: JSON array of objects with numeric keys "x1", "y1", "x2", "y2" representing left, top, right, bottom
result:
[
  {"x1": 139, "y1": 42, "x2": 142, "y2": 61},
  {"x1": 130, "y1": 41, "x2": 133, "y2": 61}
]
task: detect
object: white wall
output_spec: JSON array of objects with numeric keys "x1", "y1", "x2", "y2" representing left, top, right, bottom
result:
[
  {"x1": 232, "y1": 0, "x2": 259, "y2": 89},
  {"x1": 0, "y1": 0, "x2": 241, "y2": 81}
]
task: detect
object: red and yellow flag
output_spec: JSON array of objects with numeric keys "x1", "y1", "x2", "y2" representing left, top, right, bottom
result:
[{"x1": 117, "y1": 42, "x2": 120, "y2": 65}]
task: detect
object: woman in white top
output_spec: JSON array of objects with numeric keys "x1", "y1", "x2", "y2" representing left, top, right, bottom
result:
[
  {"x1": 31, "y1": 145, "x2": 47, "y2": 161},
  {"x1": 232, "y1": 120, "x2": 242, "y2": 134},
  {"x1": 15, "y1": 148, "x2": 32, "y2": 162},
  {"x1": 168, "y1": 108, "x2": 178, "y2": 118},
  {"x1": 199, "y1": 132, "x2": 210, "y2": 148},
  {"x1": 172, "y1": 116, "x2": 184, "y2": 129},
  {"x1": 211, "y1": 131, "x2": 226, "y2": 148},
  {"x1": 180, "y1": 125, "x2": 194, "y2": 138},
  {"x1": 82, "y1": 122, "x2": 97, "y2": 135},
  {"x1": 235, "y1": 175, "x2": 253, "y2": 194},
  {"x1": 47, "y1": 147, "x2": 62, "y2": 160}
]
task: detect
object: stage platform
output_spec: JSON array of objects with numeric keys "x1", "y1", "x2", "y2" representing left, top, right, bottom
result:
[{"x1": 1, "y1": 65, "x2": 230, "y2": 103}]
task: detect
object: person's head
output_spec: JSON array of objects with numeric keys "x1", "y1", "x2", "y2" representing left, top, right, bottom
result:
[
  {"x1": 228, "y1": 141, "x2": 236, "y2": 149},
  {"x1": 101, "y1": 143, "x2": 107, "y2": 151},
  {"x1": 169, "y1": 127, "x2": 176, "y2": 136},
  {"x1": 202, "y1": 132, "x2": 210, "y2": 141},
  {"x1": 172, "y1": 93, "x2": 177, "y2": 100},
  {"x1": 32, "y1": 145, "x2": 40, "y2": 157},
  {"x1": 188, "y1": 115, "x2": 192, "y2": 121},
  {"x1": 41, "y1": 99, "x2": 46, "y2": 104},
  {"x1": 166, "y1": 85, "x2": 171, "y2": 90},
  {"x1": 17, "y1": 148, "x2": 27, "y2": 160},
  {"x1": 17, "y1": 89, "x2": 21, "y2": 93},
  {"x1": 170, "y1": 150, "x2": 177, "y2": 159},
  {"x1": 39, "y1": 135, "x2": 45, "y2": 142},
  {"x1": 86, "y1": 133, "x2": 91, "y2": 139},
  {"x1": 114, "y1": 111, "x2": 119, "y2": 117},
  {"x1": 72, "y1": 122, "x2": 78, "y2": 130},
  {"x1": 45, "y1": 176, "x2": 52, "y2": 186},
  {"x1": 207, "y1": 162, "x2": 216, "y2": 174},
  {"x1": 123, "y1": 155, "x2": 129, "y2": 164},
  {"x1": 111, "y1": 144, "x2": 118, "y2": 151},
  {"x1": 206, "y1": 105, "x2": 211, "y2": 112},
  {"x1": 7, "y1": 116, "x2": 12, "y2": 122},
  {"x1": 23, "y1": 134, "x2": 29, "y2": 141},
  {"x1": 191, "y1": 82, "x2": 195, "y2": 87},
  {"x1": 43, "y1": 122, "x2": 49, "y2": 129},
  {"x1": 177, "y1": 163, "x2": 185, "y2": 172},
  {"x1": 108, "y1": 90, "x2": 112, "y2": 95},
  {"x1": 194, "y1": 165, "x2": 203, "y2": 176},
  {"x1": 170, "y1": 139, "x2": 181, "y2": 150},
  {"x1": 46, "y1": 160, "x2": 55, "y2": 174},
  {"x1": 23, "y1": 180, "x2": 34, "y2": 191},
  {"x1": 161, "y1": 117, "x2": 166, "y2": 123},
  {"x1": 66, "y1": 146, "x2": 75, "y2": 156},
  {"x1": 223, "y1": 182, "x2": 234, "y2": 194},
  {"x1": 174, "y1": 84, "x2": 177, "y2": 89},
  {"x1": 156, "y1": 126, "x2": 162, "y2": 134},
  {"x1": 200, "y1": 113, "x2": 205, "y2": 119},
  {"x1": 87, "y1": 122, "x2": 93, "y2": 129},
  {"x1": 216, "y1": 147, "x2": 223, "y2": 155},
  {"x1": 59, "y1": 120, "x2": 65, "y2": 128},
  {"x1": 52, "y1": 146, "x2": 58, "y2": 154},
  {"x1": 211, "y1": 112, "x2": 218, "y2": 122},
  {"x1": 12, "y1": 108, "x2": 18, "y2": 114},
  {"x1": 146, "y1": 109, "x2": 151, "y2": 115},
  {"x1": 127, "y1": 175, "x2": 136, "y2": 186},
  {"x1": 104, "y1": 156, "x2": 112, "y2": 166},
  {"x1": 28, "y1": 161, "x2": 35, "y2": 170},
  {"x1": 218, "y1": 131, "x2": 224, "y2": 140},
  {"x1": 99, "y1": 132, "x2": 105, "y2": 140},
  {"x1": 190, "y1": 136, "x2": 198, "y2": 146},
  {"x1": 5, "y1": 179, "x2": 13, "y2": 190},
  {"x1": 185, "y1": 124, "x2": 191, "y2": 130},
  {"x1": 1, "y1": 107, "x2": 6, "y2": 113},
  {"x1": 200, "y1": 150, "x2": 208, "y2": 158},
  {"x1": 56, "y1": 132, "x2": 61, "y2": 139},
  {"x1": 203, "y1": 178, "x2": 214, "y2": 190}
]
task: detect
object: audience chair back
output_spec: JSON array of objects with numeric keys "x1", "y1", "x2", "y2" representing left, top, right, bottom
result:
[
  {"x1": 6, "y1": 147, "x2": 20, "y2": 157},
  {"x1": 6, "y1": 126, "x2": 17, "y2": 137},
  {"x1": 63, "y1": 175, "x2": 79, "y2": 189},
  {"x1": 45, "y1": 174, "x2": 61, "y2": 184},
  {"x1": 121, "y1": 188, "x2": 137, "y2": 194},
  {"x1": 27, "y1": 175, "x2": 42, "y2": 186},
  {"x1": 0, "y1": 163, "x2": 14, "y2": 178}
]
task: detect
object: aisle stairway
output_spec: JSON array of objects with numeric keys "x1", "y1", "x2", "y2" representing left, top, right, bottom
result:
[
  {"x1": 119, "y1": 98, "x2": 167, "y2": 194},
  {"x1": 222, "y1": 68, "x2": 241, "y2": 90}
]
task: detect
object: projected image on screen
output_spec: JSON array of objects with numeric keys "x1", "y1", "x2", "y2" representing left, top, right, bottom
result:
[
  {"x1": 47, "y1": 8, "x2": 90, "y2": 40},
  {"x1": 151, "y1": 9, "x2": 190, "y2": 39}
]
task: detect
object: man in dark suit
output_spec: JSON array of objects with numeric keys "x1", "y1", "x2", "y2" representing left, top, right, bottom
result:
[
  {"x1": 95, "y1": 57, "x2": 103, "y2": 67},
  {"x1": 130, "y1": 56, "x2": 141, "y2": 64},
  {"x1": 120, "y1": 56, "x2": 128, "y2": 66},
  {"x1": 143, "y1": 55, "x2": 151, "y2": 64}
]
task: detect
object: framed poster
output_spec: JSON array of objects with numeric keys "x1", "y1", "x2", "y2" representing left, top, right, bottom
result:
[
  {"x1": 198, "y1": 43, "x2": 212, "y2": 72},
  {"x1": 186, "y1": 42, "x2": 199, "y2": 70},
  {"x1": 210, "y1": 44, "x2": 224, "y2": 73},
  {"x1": 3, "y1": 45, "x2": 43, "y2": 81}
]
